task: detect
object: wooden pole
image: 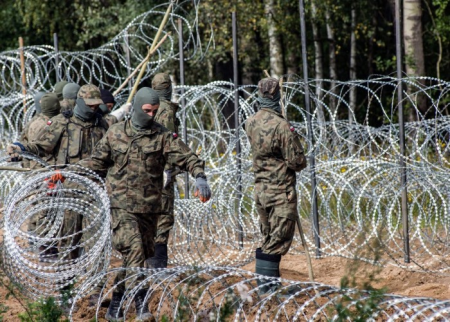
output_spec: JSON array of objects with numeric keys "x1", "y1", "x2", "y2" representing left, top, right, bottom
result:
[
  {"x1": 19, "y1": 37, "x2": 27, "y2": 112},
  {"x1": 113, "y1": 33, "x2": 170, "y2": 97},
  {"x1": 125, "y1": 2, "x2": 174, "y2": 103}
]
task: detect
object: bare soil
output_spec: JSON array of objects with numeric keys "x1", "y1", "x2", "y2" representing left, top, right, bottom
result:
[{"x1": 1, "y1": 253, "x2": 449, "y2": 321}]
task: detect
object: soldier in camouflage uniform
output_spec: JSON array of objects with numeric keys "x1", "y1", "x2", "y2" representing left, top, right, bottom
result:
[
  {"x1": 7, "y1": 84, "x2": 109, "y2": 302},
  {"x1": 53, "y1": 81, "x2": 68, "y2": 102},
  {"x1": 60, "y1": 83, "x2": 80, "y2": 113},
  {"x1": 19, "y1": 91, "x2": 45, "y2": 168},
  {"x1": 146, "y1": 72, "x2": 181, "y2": 269},
  {"x1": 20, "y1": 93, "x2": 61, "y2": 237},
  {"x1": 73, "y1": 87, "x2": 211, "y2": 321},
  {"x1": 245, "y1": 77, "x2": 307, "y2": 295}
]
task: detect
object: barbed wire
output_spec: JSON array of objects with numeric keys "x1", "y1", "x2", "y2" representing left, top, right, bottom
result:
[{"x1": 1, "y1": 3, "x2": 450, "y2": 318}]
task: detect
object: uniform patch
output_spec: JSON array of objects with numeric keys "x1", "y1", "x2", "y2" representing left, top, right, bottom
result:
[
  {"x1": 47, "y1": 120, "x2": 52, "y2": 126},
  {"x1": 289, "y1": 126, "x2": 295, "y2": 132},
  {"x1": 173, "y1": 133, "x2": 178, "y2": 138}
]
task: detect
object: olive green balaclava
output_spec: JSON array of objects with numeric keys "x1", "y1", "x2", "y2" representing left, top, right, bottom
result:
[
  {"x1": 131, "y1": 87, "x2": 160, "y2": 131},
  {"x1": 34, "y1": 91, "x2": 46, "y2": 114},
  {"x1": 53, "y1": 81, "x2": 69, "y2": 101},
  {"x1": 40, "y1": 93, "x2": 61, "y2": 118},
  {"x1": 63, "y1": 83, "x2": 80, "y2": 100},
  {"x1": 257, "y1": 77, "x2": 281, "y2": 114},
  {"x1": 152, "y1": 73, "x2": 172, "y2": 101}
]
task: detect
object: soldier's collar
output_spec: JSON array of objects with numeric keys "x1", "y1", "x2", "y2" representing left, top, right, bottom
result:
[
  {"x1": 261, "y1": 107, "x2": 283, "y2": 117},
  {"x1": 125, "y1": 119, "x2": 160, "y2": 136}
]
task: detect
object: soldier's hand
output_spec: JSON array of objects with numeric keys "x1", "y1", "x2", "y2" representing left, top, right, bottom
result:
[
  {"x1": 110, "y1": 103, "x2": 132, "y2": 121},
  {"x1": 6, "y1": 143, "x2": 23, "y2": 162},
  {"x1": 194, "y1": 175, "x2": 211, "y2": 203},
  {"x1": 120, "y1": 102, "x2": 132, "y2": 114}
]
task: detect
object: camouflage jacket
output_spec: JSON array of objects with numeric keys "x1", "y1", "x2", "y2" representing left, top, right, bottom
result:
[
  {"x1": 23, "y1": 113, "x2": 109, "y2": 165},
  {"x1": 77, "y1": 119, "x2": 205, "y2": 213},
  {"x1": 155, "y1": 100, "x2": 180, "y2": 133},
  {"x1": 245, "y1": 108, "x2": 307, "y2": 191},
  {"x1": 20, "y1": 114, "x2": 55, "y2": 168},
  {"x1": 155, "y1": 99, "x2": 180, "y2": 171}
]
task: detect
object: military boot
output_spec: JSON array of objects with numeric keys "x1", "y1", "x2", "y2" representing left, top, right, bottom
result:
[
  {"x1": 145, "y1": 243, "x2": 168, "y2": 269},
  {"x1": 105, "y1": 292, "x2": 124, "y2": 321},
  {"x1": 134, "y1": 289, "x2": 152, "y2": 321},
  {"x1": 255, "y1": 248, "x2": 281, "y2": 296}
]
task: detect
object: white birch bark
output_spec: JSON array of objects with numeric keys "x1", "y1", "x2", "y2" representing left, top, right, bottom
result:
[
  {"x1": 265, "y1": 0, "x2": 283, "y2": 78},
  {"x1": 325, "y1": 8, "x2": 337, "y2": 115},
  {"x1": 311, "y1": 0, "x2": 325, "y2": 123},
  {"x1": 403, "y1": 0, "x2": 426, "y2": 119}
]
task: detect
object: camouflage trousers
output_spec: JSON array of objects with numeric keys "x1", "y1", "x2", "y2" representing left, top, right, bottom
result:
[
  {"x1": 111, "y1": 208, "x2": 158, "y2": 293},
  {"x1": 59, "y1": 210, "x2": 83, "y2": 261},
  {"x1": 154, "y1": 183, "x2": 175, "y2": 245},
  {"x1": 255, "y1": 185, "x2": 297, "y2": 256}
]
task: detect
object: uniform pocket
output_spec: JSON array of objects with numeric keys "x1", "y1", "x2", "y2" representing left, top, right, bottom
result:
[
  {"x1": 142, "y1": 142, "x2": 163, "y2": 174},
  {"x1": 68, "y1": 128, "x2": 82, "y2": 158},
  {"x1": 112, "y1": 143, "x2": 128, "y2": 167}
]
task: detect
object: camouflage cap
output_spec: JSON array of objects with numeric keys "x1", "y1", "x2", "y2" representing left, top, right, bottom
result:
[
  {"x1": 77, "y1": 84, "x2": 104, "y2": 105},
  {"x1": 258, "y1": 77, "x2": 280, "y2": 99},
  {"x1": 152, "y1": 73, "x2": 171, "y2": 90}
]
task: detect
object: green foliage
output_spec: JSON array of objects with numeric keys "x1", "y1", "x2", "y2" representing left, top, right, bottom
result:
[
  {"x1": 328, "y1": 235, "x2": 387, "y2": 321},
  {"x1": 18, "y1": 297, "x2": 67, "y2": 322}
]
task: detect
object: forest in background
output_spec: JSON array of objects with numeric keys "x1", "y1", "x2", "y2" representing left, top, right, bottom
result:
[{"x1": 1, "y1": 0, "x2": 449, "y2": 123}]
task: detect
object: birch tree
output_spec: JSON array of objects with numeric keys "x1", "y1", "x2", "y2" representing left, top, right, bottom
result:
[
  {"x1": 265, "y1": 0, "x2": 284, "y2": 78},
  {"x1": 310, "y1": 0, "x2": 325, "y2": 123},
  {"x1": 403, "y1": 0, "x2": 426, "y2": 118}
]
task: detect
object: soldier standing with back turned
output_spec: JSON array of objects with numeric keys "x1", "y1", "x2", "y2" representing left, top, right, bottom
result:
[{"x1": 245, "y1": 77, "x2": 307, "y2": 295}]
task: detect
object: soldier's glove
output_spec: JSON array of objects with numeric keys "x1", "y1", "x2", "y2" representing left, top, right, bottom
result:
[
  {"x1": 6, "y1": 143, "x2": 25, "y2": 162},
  {"x1": 45, "y1": 170, "x2": 65, "y2": 191},
  {"x1": 163, "y1": 169, "x2": 172, "y2": 189},
  {"x1": 194, "y1": 174, "x2": 211, "y2": 203},
  {"x1": 110, "y1": 103, "x2": 132, "y2": 121}
]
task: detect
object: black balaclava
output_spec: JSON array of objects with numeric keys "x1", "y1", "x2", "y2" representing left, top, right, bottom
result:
[
  {"x1": 53, "y1": 81, "x2": 69, "y2": 101},
  {"x1": 257, "y1": 77, "x2": 281, "y2": 114},
  {"x1": 152, "y1": 73, "x2": 172, "y2": 101},
  {"x1": 34, "y1": 91, "x2": 46, "y2": 114},
  {"x1": 131, "y1": 87, "x2": 160, "y2": 131},
  {"x1": 63, "y1": 83, "x2": 81, "y2": 100},
  {"x1": 40, "y1": 93, "x2": 61, "y2": 118},
  {"x1": 99, "y1": 89, "x2": 116, "y2": 115},
  {"x1": 74, "y1": 98, "x2": 96, "y2": 121}
]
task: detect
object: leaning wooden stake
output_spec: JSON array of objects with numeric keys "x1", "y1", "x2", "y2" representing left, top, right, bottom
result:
[
  {"x1": 125, "y1": 2, "x2": 175, "y2": 103},
  {"x1": 19, "y1": 37, "x2": 27, "y2": 112},
  {"x1": 113, "y1": 32, "x2": 171, "y2": 97}
]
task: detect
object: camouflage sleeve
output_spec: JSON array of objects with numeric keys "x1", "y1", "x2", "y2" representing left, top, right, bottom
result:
[
  {"x1": 77, "y1": 134, "x2": 112, "y2": 175},
  {"x1": 23, "y1": 119, "x2": 64, "y2": 157},
  {"x1": 279, "y1": 122, "x2": 307, "y2": 172},
  {"x1": 164, "y1": 134, "x2": 205, "y2": 178},
  {"x1": 19, "y1": 122, "x2": 30, "y2": 143}
]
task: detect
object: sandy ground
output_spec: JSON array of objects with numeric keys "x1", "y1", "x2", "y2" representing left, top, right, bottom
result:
[{"x1": 1, "y1": 253, "x2": 449, "y2": 321}]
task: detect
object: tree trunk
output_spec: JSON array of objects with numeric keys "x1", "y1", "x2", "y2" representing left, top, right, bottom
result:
[
  {"x1": 325, "y1": 8, "x2": 337, "y2": 115},
  {"x1": 403, "y1": 0, "x2": 426, "y2": 120},
  {"x1": 265, "y1": 0, "x2": 283, "y2": 78},
  {"x1": 311, "y1": 0, "x2": 325, "y2": 123}
]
